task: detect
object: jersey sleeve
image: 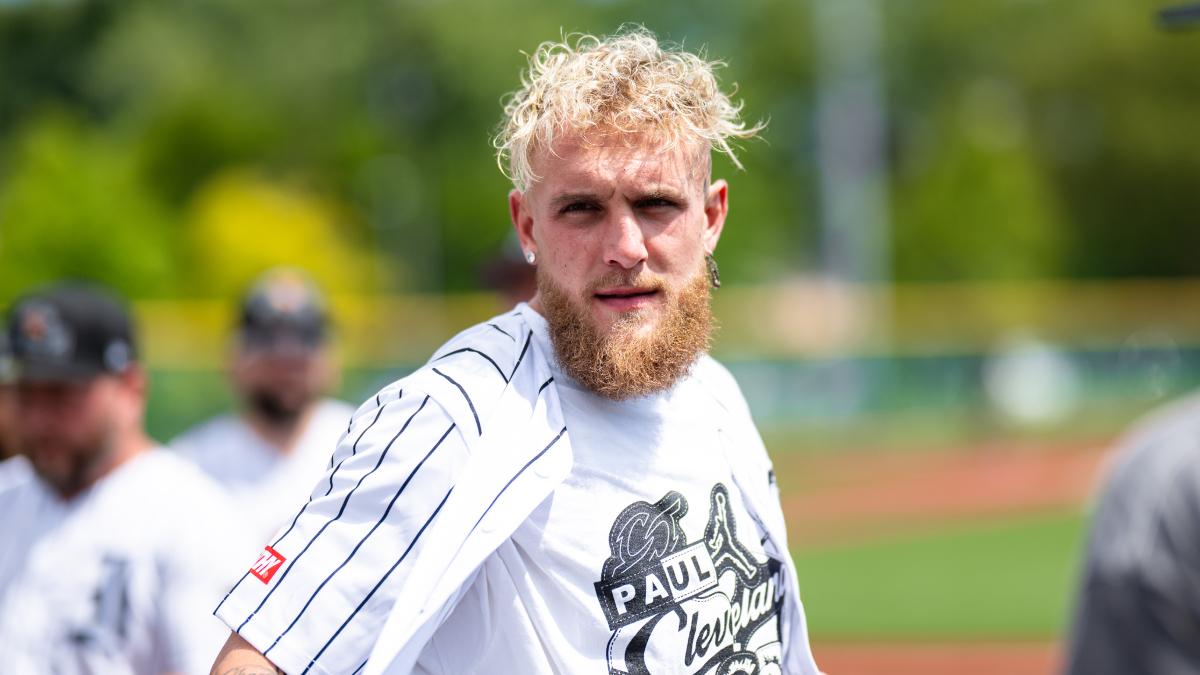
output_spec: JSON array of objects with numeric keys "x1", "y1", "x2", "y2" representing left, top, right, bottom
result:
[{"x1": 213, "y1": 388, "x2": 471, "y2": 675}]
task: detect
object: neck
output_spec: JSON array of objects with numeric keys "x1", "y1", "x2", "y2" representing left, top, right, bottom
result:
[
  {"x1": 244, "y1": 403, "x2": 315, "y2": 454},
  {"x1": 527, "y1": 294, "x2": 546, "y2": 318},
  {"x1": 54, "y1": 431, "x2": 152, "y2": 502}
]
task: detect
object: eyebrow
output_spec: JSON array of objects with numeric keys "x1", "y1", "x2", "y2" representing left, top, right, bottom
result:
[
  {"x1": 636, "y1": 188, "x2": 687, "y2": 203},
  {"x1": 548, "y1": 186, "x2": 688, "y2": 211}
]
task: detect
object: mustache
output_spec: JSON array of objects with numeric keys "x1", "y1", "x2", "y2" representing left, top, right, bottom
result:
[{"x1": 584, "y1": 270, "x2": 668, "y2": 295}]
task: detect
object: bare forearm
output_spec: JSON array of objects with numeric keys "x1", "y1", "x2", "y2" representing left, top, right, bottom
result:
[{"x1": 210, "y1": 631, "x2": 284, "y2": 675}]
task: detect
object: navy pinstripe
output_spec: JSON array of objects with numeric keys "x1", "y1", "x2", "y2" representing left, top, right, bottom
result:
[
  {"x1": 432, "y1": 368, "x2": 480, "y2": 435},
  {"x1": 214, "y1": 392, "x2": 399, "y2": 618},
  {"x1": 470, "y1": 426, "x2": 568, "y2": 534},
  {"x1": 263, "y1": 423, "x2": 457, "y2": 657},
  {"x1": 487, "y1": 323, "x2": 514, "y2": 341},
  {"x1": 325, "y1": 392, "x2": 399, "y2": 496},
  {"x1": 434, "y1": 348, "x2": 508, "y2": 382},
  {"x1": 509, "y1": 332, "x2": 533, "y2": 380},
  {"x1": 235, "y1": 396, "x2": 433, "y2": 633},
  {"x1": 301, "y1": 486, "x2": 456, "y2": 675}
]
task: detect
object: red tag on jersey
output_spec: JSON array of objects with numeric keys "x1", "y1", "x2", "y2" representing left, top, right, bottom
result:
[{"x1": 250, "y1": 546, "x2": 286, "y2": 584}]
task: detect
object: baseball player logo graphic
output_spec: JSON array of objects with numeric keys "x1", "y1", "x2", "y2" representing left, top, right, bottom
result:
[
  {"x1": 594, "y1": 484, "x2": 785, "y2": 675},
  {"x1": 15, "y1": 301, "x2": 73, "y2": 361}
]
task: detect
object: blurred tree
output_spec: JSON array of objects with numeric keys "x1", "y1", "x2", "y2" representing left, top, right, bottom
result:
[
  {"x1": 886, "y1": 0, "x2": 1200, "y2": 281},
  {"x1": 0, "y1": 0, "x2": 117, "y2": 138},
  {"x1": 0, "y1": 116, "x2": 177, "y2": 303},
  {"x1": 183, "y1": 169, "x2": 383, "y2": 297},
  {"x1": 891, "y1": 80, "x2": 1064, "y2": 280},
  {"x1": 3, "y1": 0, "x2": 1200, "y2": 301}
]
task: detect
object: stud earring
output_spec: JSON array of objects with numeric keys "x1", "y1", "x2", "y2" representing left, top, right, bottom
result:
[{"x1": 524, "y1": 250, "x2": 536, "y2": 265}]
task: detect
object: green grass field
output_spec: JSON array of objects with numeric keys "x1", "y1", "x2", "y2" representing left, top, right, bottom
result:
[{"x1": 793, "y1": 510, "x2": 1089, "y2": 640}]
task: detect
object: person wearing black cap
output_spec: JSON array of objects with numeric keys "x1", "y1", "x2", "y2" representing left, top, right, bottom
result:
[
  {"x1": 0, "y1": 282, "x2": 251, "y2": 674},
  {"x1": 171, "y1": 269, "x2": 354, "y2": 541}
]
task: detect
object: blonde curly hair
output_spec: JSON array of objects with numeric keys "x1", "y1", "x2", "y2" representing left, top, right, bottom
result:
[{"x1": 494, "y1": 27, "x2": 765, "y2": 191}]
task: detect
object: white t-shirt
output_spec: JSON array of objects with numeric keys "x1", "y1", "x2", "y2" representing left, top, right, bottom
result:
[
  {"x1": 0, "y1": 450, "x2": 251, "y2": 675},
  {"x1": 172, "y1": 399, "x2": 355, "y2": 542},
  {"x1": 414, "y1": 310, "x2": 787, "y2": 675}
]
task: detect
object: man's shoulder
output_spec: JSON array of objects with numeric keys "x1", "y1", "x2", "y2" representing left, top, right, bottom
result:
[
  {"x1": 1088, "y1": 394, "x2": 1200, "y2": 576},
  {"x1": 690, "y1": 355, "x2": 753, "y2": 420},
  {"x1": 307, "y1": 398, "x2": 356, "y2": 438},
  {"x1": 123, "y1": 448, "x2": 234, "y2": 502},
  {"x1": 170, "y1": 413, "x2": 246, "y2": 455},
  {"x1": 1121, "y1": 391, "x2": 1200, "y2": 450},
  {"x1": 0, "y1": 455, "x2": 36, "y2": 498},
  {"x1": 364, "y1": 307, "x2": 537, "y2": 438},
  {"x1": 428, "y1": 307, "x2": 534, "y2": 375},
  {"x1": 1102, "y1": 392, "x2": 1200, "y2": 504},
  {"x1": 316, "y1": 398, "x2": 357, "y2": 420}
]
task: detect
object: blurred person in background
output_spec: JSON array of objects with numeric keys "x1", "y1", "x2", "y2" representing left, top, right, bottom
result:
[
  {"x1": 1062, "y1": 7, "x2": 1200, "y2": 674},
  {"x1": 1063, "y1": 393, "x2": 1200, "y2": 674},
  {"x1": 172, "y1": 268, "x2": 354, "y2": 542},
  {"x1": 0, "y1": 282, "x2": 249, "y2": 674},
  {"x1": 480, "y1": 232, "x2": 538, "y2": 307},
  {"x1": 0, "y1": 331, "x2": 15, "y2": 460},
  {"x1": 211, "y1": 28, "x2": 821, "y2": 675}
]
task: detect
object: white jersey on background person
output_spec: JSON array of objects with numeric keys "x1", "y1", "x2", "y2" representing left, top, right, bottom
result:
[
  {"x1": 172, "y1": 398, "x2": 355, "y2": 542},
  {"x1": 0, "y1": 449, "x2": 251, "y2": 675},
  {"x1": 212, "y1": 304, "x2": 819, "y2": 675}
]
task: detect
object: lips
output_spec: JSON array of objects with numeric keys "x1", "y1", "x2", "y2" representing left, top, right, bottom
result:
[
  {"x1": 593, "y1": 286, "x2": 661, "y2": 312},
  {"x1": 594, "y1": 286, "x2": 658, "y2": 299}
]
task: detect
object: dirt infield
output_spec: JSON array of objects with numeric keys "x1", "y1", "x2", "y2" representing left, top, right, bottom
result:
[
  {"x1": 778, "y1": 437, "x2": 1114, "y2": 549},
  {"x1": 811, "y1": 640, "x2": 1060, "y2": 675},
  {"x1": 777, "y1": 437, "x2": 1114, "y2": 675}
]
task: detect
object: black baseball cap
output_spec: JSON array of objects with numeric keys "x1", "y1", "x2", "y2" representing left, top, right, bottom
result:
[
  {"x1": 6, "y1": 283, "x2": 138, "y2": 382},
  {"x1": 238, "y1": 269, "x2": 329, "y2": 350}
]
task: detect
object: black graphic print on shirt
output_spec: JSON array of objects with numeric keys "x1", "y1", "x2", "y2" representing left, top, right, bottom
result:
[
  {"x1": 68, "y1": 555, "x2": 131, "y2": 653},
  {"x1": 593, "y1": 484, "x2": 784, "y2": 675}
]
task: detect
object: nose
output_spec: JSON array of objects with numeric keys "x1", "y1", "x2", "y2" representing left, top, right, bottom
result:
[{"x1": 604, "y1": 209, "x2": 648, "y2": 270}]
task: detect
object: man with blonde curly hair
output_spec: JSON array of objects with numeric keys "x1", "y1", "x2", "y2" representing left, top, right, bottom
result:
[{"x1": 211, "y1": 27, "x2": 821, "y2": 675}]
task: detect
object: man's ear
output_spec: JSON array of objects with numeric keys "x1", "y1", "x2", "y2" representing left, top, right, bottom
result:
[
  {"x1": 702, "y1": 179, "x2": 729, "y2": 253},
  {"x1": 115, "y1": 364, "x2": 149, "y2": 423},
  {"x1": 510, "y1": 189, "x2": 537, "y2": 257},
  {"x1": 118, "y1": 364, "x2": 148, "y2": 398}
]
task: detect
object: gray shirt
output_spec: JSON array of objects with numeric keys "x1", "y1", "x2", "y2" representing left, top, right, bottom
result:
[{"x1": 1065, "y1": 393, "x2": 1200, "y2": 674}]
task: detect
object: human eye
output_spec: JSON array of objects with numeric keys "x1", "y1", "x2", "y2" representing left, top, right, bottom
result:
[
  {"x1": 635, "y1": 193, "x2": 682, "y2": 210},
  {"x1": 559, "y1": 200, "x2": 601, "y2": 215}
]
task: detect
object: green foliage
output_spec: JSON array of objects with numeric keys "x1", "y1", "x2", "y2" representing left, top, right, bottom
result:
[
  {"x1": 2, "y1": 0, "x2": 1200, "y2": 300},
  {"x1": 182, "y1": 168, "x2": 383, "y2": 296},
  {"x1": 891, "y1": 81, "x2": 1065, "y2": 280},
  {"x1": 0, "y1": 115, "x2": 177, "y2": 303},
  {"x1": 885, "y1": 0, "x2": 1200, "y2": 281}
]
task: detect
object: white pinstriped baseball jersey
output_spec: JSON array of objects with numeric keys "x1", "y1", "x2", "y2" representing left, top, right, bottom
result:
[{"x1": 214, "y1": 304, "x2": 819, "y2": 675}]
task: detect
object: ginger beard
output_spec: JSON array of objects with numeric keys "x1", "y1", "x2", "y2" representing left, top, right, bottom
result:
[{"x1": 539, "y1": 262, "x2": 713, "y2": 400}]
